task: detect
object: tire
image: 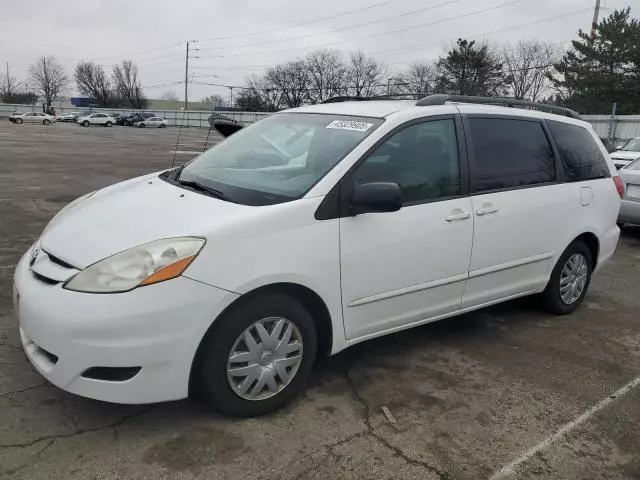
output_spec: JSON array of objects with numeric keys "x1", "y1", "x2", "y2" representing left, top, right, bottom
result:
[
  {"x1": 43, "y1": 119, "x2": 50, "y2": 125},
  {"x1": 138, "y1": 123, "x2": 145, "y2": 128},
  {"x1": 105, "y1": 121, "x2": 113, "y2": 127},
  {"x1": 197, "y1": 293, "x2": 317, "y2": 417},
  {"x1": 16, "y1": 118, "x2": 23, "y2": 124},
  {"x1": 160, "y1": 123, "x2": 167, "y2": 128},
  {"x1": 541, "y1": 241, "x2": 593, "y2": 315},
  {"x1": 82, "y1": 120, "x2": 90, "y2": 127}
]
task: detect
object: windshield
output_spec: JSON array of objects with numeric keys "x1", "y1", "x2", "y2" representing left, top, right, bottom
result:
[
  {"x1": 177, "y1": 113, "x2": 382, "y2": 205},
  {"x1": 622, "y1": 139, "x2": 640, "y2": 151}
]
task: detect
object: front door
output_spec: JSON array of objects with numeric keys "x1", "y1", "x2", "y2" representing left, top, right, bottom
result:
[{"x1": 339, "y1": 116, "x2": 473, "y2": 341}]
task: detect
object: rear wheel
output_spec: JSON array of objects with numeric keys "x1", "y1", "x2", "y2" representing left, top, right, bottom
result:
[
  {"x1": 43, "y1": 119, "x2": 50, "y2": 125},
  {"x1": 139, "y1": 123, "x2": 145, "y2": 128},
  {"x1": 105, "y1": 121, "x2": 113, "y2": 127},
  {"x1": 160, "y1": 123, "x2": 167, "y2": 128},
  {"x1": 197, "y1": 293, "x2": 317, "y2": 417},
  {"x1": 542, "y1": 241, "x2": 593, "y2": 315},
  {"x1": 82, "y1": 120, "x2": 90, "y2": 127}
]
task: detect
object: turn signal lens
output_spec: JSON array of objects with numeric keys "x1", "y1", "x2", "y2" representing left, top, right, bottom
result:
[{"x1": 139, "y1": 255, "x2": 196, "y2": 286}]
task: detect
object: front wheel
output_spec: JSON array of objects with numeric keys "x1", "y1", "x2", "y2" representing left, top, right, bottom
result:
[
  {"x1": 138, "y1": 123, "x2": 145, "y2": 128},
  {"x1": 105, "y1": 121, "x2": 113, "y2": 127},
  {"x1": 197, "y1": 294, "x2": 317, "y2": 417},
  {"x1": 160, "y1": 123, "x2": 167, "y2": 128},
  {"x1": 16, "y1": 118, "x2": 23, "y2": 124},
  {"x1": 82, "y1": 120, "x2": 90, "y2": 127},
  {"x1": 542, "y1": 241, "x2": 593, "y2": 315},
  {"x1": 43, "y1": 119, "x2": 51, "y2": 125}
]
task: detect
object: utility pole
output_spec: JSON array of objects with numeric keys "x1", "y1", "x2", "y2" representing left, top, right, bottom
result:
[
  {"x1": 184, "y1": 41, "x2": 189, "y2": 110},
  {"x1": 591, "y1": 0, "x2": 601, "y2": 38},
  {"x1": 229, "y1": 86, "x2": 233, "y2": 108}
]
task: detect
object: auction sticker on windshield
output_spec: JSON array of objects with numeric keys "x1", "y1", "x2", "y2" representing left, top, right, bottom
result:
[{"x1": 326, "y1": 120, "x2": 374, "y2": 132}]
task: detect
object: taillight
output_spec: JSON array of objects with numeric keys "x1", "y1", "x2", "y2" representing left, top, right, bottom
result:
[{"x1": 613, "y1": 176, "x2": 624, "y2": 198}]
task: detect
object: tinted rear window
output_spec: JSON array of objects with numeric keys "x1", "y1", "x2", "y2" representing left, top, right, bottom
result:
[
  {"x1": 547, "y1": 121, "x2": 610, "y2": 181},
  {"x1": 468, "y1": 118, "x2": 556, "y2": 192}
]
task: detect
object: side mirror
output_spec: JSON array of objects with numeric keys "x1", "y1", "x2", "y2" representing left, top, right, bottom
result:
[
  {"x1": 351, "y1": 182, "x2": 402, "y2": 215},
  {"x1": 616, "y1": 146, "x2": 623, "y2": 150}
]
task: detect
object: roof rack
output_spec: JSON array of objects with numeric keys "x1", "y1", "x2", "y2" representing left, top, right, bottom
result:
[
  {"x1": 416, "y1": 94, "x2": 582, "y2": 120},
  {"x1": 321, "y1": 94, "x2": 421, "y2": 104}
]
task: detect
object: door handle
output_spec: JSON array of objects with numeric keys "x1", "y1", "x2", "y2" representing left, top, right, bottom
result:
[
  {"x1": 445, "y1": 211, "x2": 471, "y2": 222},
  {"x1": 476, "y1": 207, "x2": 498, "y2": 216}
]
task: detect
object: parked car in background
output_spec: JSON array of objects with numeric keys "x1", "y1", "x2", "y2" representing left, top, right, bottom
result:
[
  {"x1": 122, "y1": 112, "x2": 156, "y2": 126},
  {"x1": 77, "y1": 113, "x2": 116, "y2": 127},
  {"x1": 56, "y1": 112, "x2": 81, "y2": 123},
  {"x1": 610, "y1": 137, "x2": 640, "y2": 170},
  {"x1": 134, "y1": 117, "x2": 168, "y2": 128},
  {"x1": 13, "y1": 95, "x2": 622, "y2": 416},
  {"x1": 9, "y1": 112, "x2": 55, "y2": 125},
  {"x1": 618, "y1": 158, "x2": 640, "y2": 226}
]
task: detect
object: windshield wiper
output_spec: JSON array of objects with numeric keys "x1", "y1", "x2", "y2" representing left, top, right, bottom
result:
[{"x1": 177, "y1": 179, "x2": 234, "y2": 202}]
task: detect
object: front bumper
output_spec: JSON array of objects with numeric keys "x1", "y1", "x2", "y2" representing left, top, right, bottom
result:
[{"x1": 13, "y1": 246, "x2": 238, "y2": 404}]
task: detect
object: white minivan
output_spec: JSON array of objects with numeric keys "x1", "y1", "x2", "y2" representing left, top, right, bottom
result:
[{"x1": 13, "y1": 95, "x2": 622, "y2": 416}]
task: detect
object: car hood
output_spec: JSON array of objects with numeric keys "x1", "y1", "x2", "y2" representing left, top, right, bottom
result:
[
  {"x1": 40, "y1": 172, "x2": 250, "y2": 269},
  {"x1": 610, "y1": 151, "x2": 640, "y2": 161}
]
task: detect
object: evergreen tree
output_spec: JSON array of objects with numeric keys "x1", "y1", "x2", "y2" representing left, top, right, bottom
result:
[
  {"x1": 436, "y1": 39, "x2": 506, "y2": 96},
  {"x1": 548, "y1": 8, "x2": 640, "y2": 114}
]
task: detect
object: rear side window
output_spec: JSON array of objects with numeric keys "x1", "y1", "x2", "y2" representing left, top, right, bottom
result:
[
  {"x1": 468, "y1": 118, "x2": 555, "y2": 192},
  {"x1": 547, "y1": 121, "x2": 610, "y2": 181}
]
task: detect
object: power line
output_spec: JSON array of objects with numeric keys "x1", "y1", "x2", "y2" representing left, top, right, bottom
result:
[
  {"x1": 377, "y1": 7, "x2": 589, "y2": 61},
  {"x1": 195, "y1": 0, "x2": 407, "y2": 42},
  {"x1": 193, "y1": 0, "x2": 530, "y2": 59},
  {"x1": 197, "y1": 0, "x2": 462, "y2": 51},
  {"x1": 62, "y1": 42, "x2": 185, "y2": 62}
]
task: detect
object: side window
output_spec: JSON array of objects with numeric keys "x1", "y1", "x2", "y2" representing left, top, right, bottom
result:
[
  {"x1": 24, "y1": 113, "x2": 34, "y2": 117},
  {"x1": 353, "y1": 119, "x2": 460, "y2": 204},
  {"x1": 468, "y1": 118, "x2": 555, "y2": 192},
  {"x1": 547, "y1": 120, "x2": 610, "y2": 181}
]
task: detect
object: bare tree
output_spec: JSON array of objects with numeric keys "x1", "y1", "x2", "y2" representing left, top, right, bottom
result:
[
  {"x1": 396, "y1": 62, "x2": 437, "y2": 97},
  {"x1": 265, "y1": 61, "x2": 310, "y2": 108},
  {"x1": 160, "y1": 90, "x2": 179, "y2": 102},
  {"x1": 74, "y1": 61, "x2": 112, "y2": 107},
  {"x1": 112, "y1": 60, "x2": 147, "y2": 109},
  {"x1": 502, "y1": 40, "x2": 560, "y2": 102},
  {"x1": 305, "y1": 49, "x2": 347, "y2": 103},
  {"x1": 346, "y1": 51, "x2": 384, "y2": 97},
  {"x1": 28, "y1": 56, "x2": 69, "y2": 107},
  {"x1": 0, "y1": 64, "x2": 20, "y2": 102}
]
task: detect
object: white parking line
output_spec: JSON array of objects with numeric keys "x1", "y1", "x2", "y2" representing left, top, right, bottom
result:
[
  {"x1": 0, "y1": 265, "x2": 17, "y2": 270},
  {"x1": 489, "y1": 376, "x2": 640, "y2": 479}
]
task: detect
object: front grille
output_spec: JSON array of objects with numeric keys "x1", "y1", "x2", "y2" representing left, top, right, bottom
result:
[
  {"x1": 44, "y1": 251, "x2": 76, "y2": 269},
  {"x1": 32, "y1": 271, "x2": 59, "y2": 285},
  {"x1": 39, "y1": 347, "x2": 59, "y2": 365},
  {"x1": 81, "y1": 367, "x2": 142, "y2": 382}
]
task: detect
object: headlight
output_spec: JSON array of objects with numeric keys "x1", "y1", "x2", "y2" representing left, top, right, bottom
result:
[{"x1": 64, "y1": 237, "x2": 205, "y2": 293}]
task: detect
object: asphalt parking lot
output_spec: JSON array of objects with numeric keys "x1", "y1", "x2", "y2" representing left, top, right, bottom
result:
[{"x1": 1, "y1": 120, "x2": 639, "y2": 480}]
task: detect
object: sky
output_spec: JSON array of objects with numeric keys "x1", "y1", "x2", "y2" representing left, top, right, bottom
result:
[{"x1": 0, "y1": 0, "x2": 633, "y2": 103}]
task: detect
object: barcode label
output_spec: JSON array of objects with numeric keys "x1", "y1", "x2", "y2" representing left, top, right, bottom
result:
[{"x1": 327, "y1": 120, "x2": 374, "y2": 132}]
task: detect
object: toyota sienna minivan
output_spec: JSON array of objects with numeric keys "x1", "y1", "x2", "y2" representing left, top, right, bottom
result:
[{"x1": 13, "y1": 95, "x2": 622, "y2": 416}]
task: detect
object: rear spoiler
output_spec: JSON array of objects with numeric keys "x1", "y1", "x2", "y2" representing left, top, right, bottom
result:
[{"x1": 207, "y1": 113, "x2": 245, "y2": 137}]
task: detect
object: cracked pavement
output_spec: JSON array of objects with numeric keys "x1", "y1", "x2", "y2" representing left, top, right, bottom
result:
[{"x1": 1, "y1": 122, "x2": 640, "y2": 479}]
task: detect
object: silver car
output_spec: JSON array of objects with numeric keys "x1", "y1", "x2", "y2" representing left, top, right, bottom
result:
[
  {"x1": 610, "y1": 137, "x2": 640, "y2": 170},
  {"x1": 9, "y1": 112, "x2": 56, "y2": 125},
  {"x1": 133, "y1": 116, "x2": 168, "y2": 128},
  {"x1": 619, "y1": 158, "x2": 640, "y2": 226}
]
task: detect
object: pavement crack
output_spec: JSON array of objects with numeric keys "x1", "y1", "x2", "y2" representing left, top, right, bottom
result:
[
  {"x1": 0, "y1": 384, "x2": 49, "y2": 399},
  {"x1": 0, "y1": 406, "x2": 156, "y2": 449},
  {"x1": 0, "y1": 439, "x2": 54, "y2": 476},
  {"x1": 343, "y1": 358, "x2": 454, "y2": 480}
]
